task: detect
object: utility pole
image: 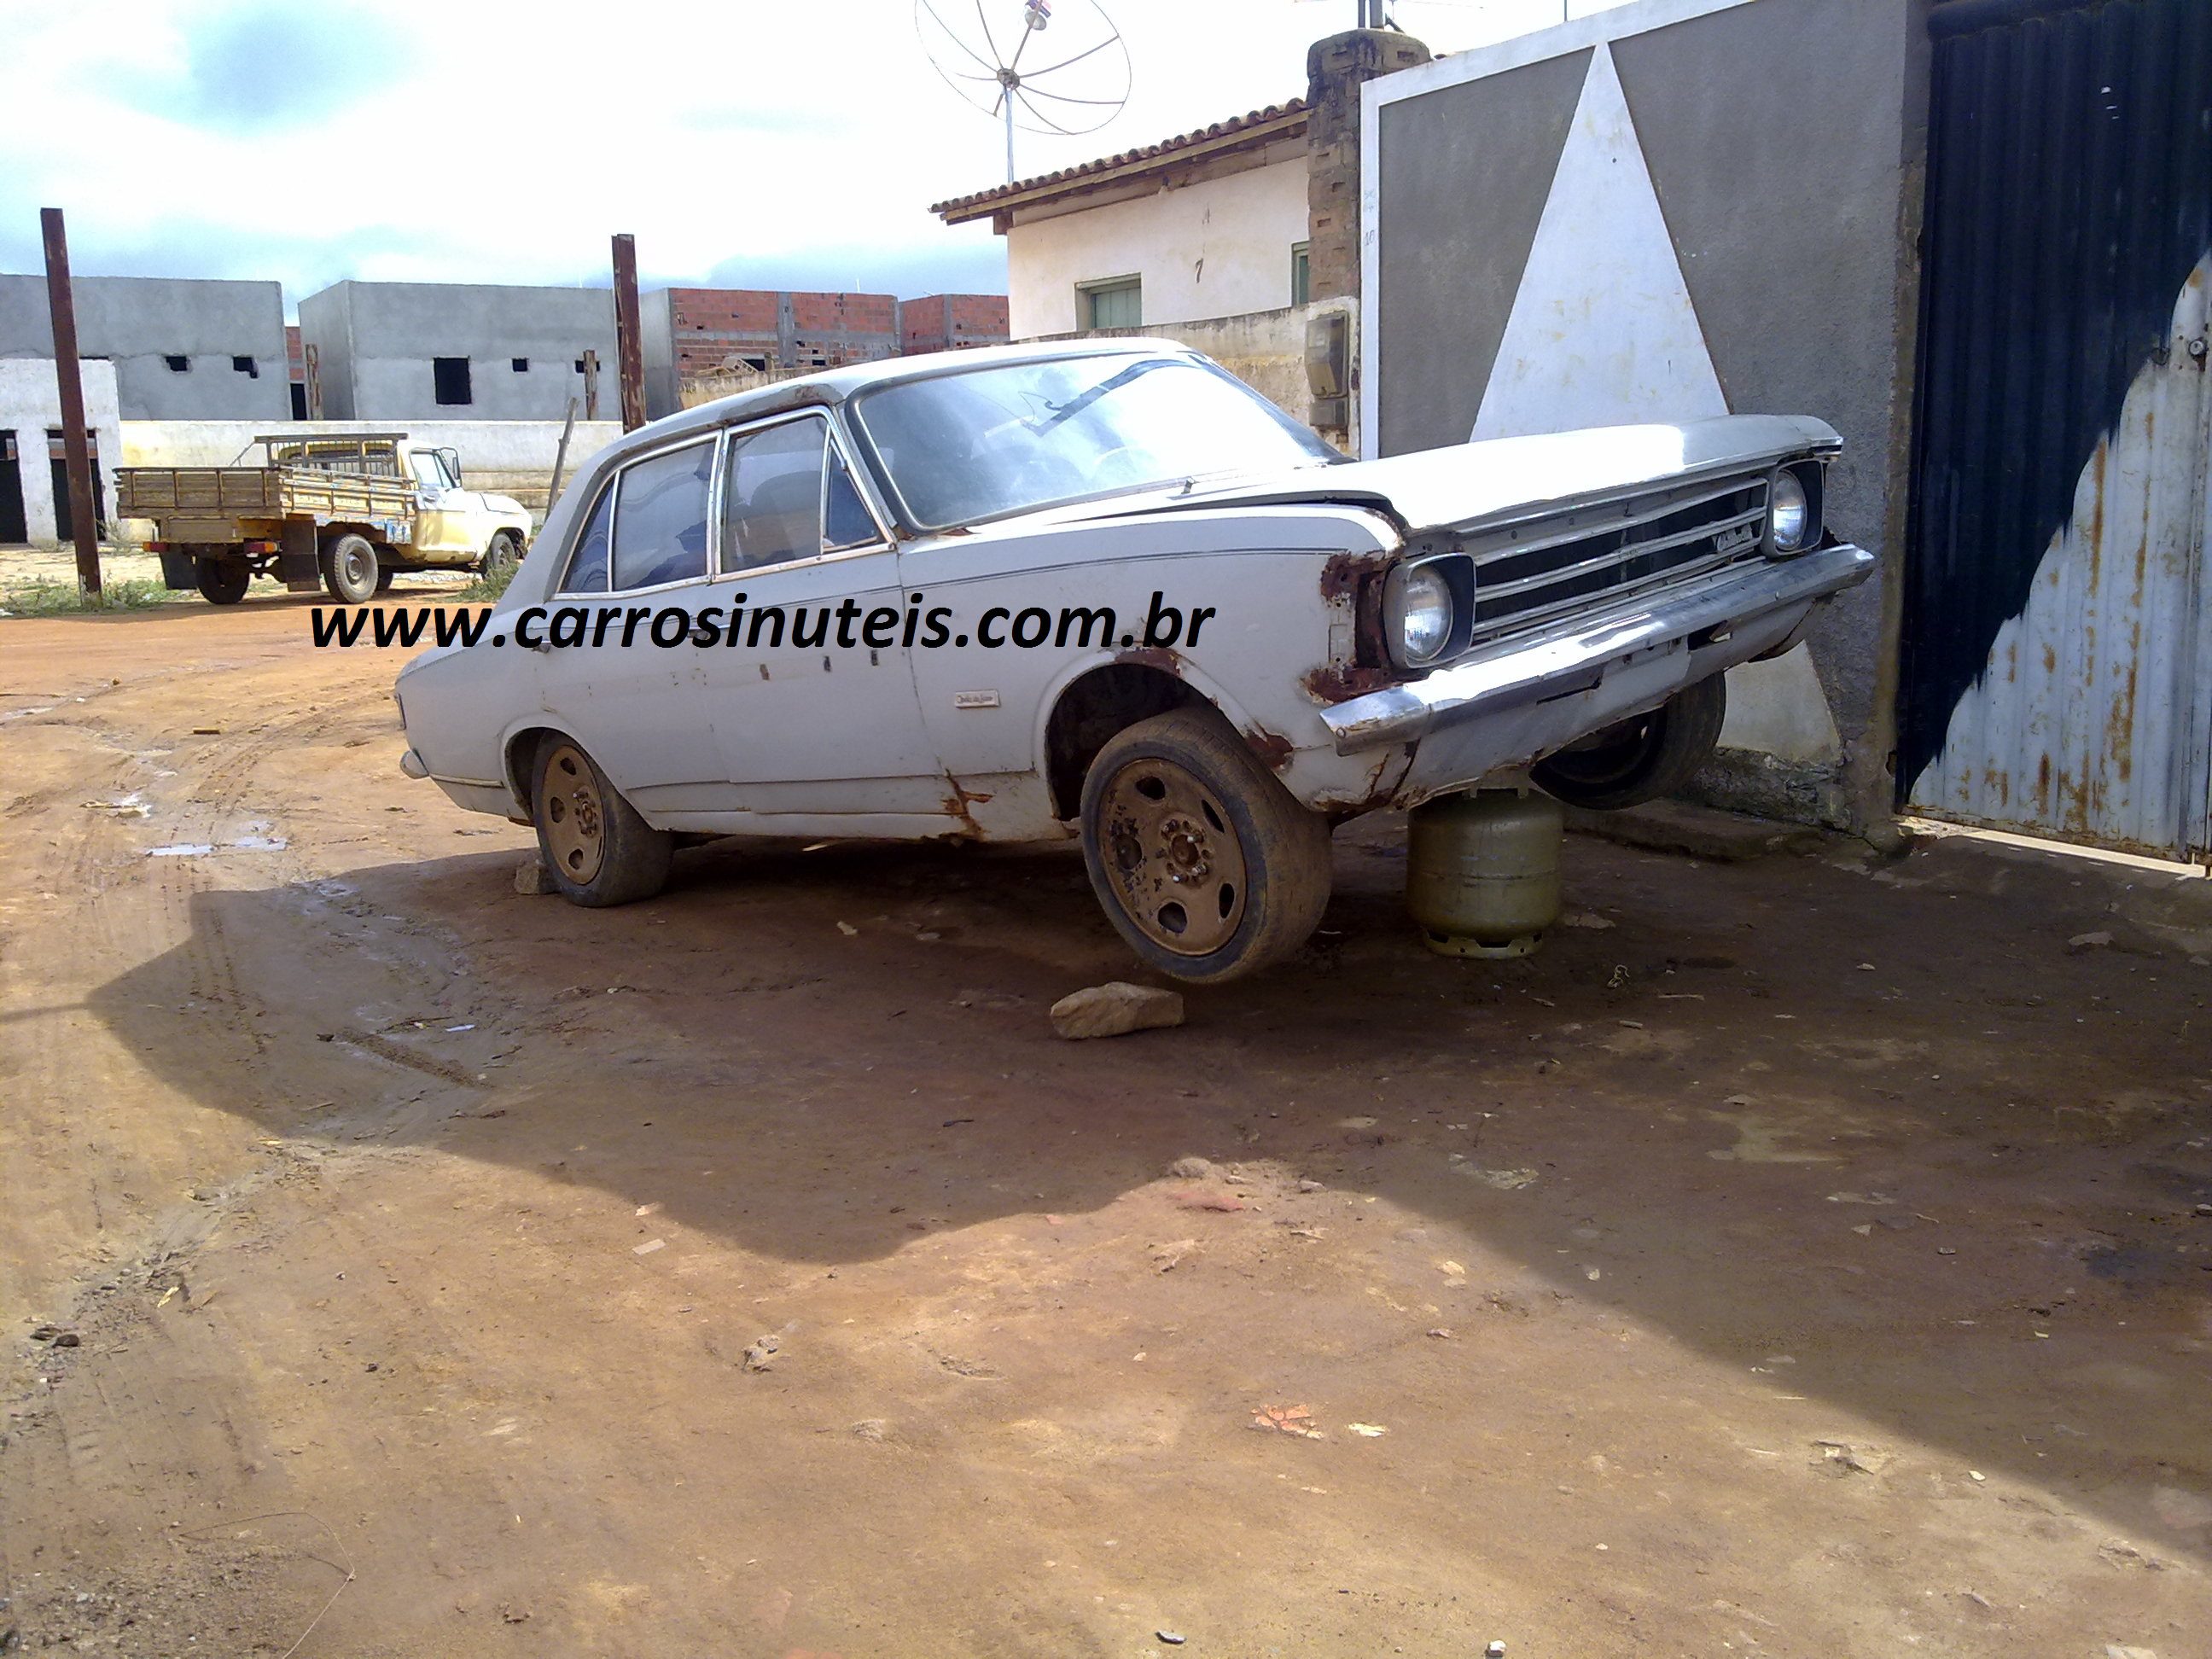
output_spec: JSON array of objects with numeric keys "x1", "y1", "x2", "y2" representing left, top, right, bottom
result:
[
  {"x1": 610, "y1": 233, "x2": 646, "y2": 433},
  {"x1": 40, "y1": 208, "x2": 102, "y2": 596}
]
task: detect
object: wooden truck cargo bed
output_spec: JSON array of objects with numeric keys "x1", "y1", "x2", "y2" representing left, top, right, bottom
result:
[{"x1": 117, "y1": 465, "x2": 416, "y2": 533}]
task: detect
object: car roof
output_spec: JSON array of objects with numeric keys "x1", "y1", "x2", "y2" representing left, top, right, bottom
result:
[{"x1": 621, "y1": 336, "x2": 1202, "y2": 452}]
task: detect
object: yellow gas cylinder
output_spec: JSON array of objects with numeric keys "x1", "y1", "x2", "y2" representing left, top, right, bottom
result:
[{"x1": 1405, "y1": 785, "x2": 1564, "y2": 958}]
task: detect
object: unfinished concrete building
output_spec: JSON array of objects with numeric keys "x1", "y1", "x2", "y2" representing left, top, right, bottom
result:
[
  {"x1": 298, "y1": 281, "x2": 618, "y2": 422},
  {"x1": 0, "y1": 274, "x2": 290, "y2": 421}
]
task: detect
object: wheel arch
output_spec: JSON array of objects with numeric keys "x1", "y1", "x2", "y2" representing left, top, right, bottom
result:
[
  {"x1": 501, "y1": 722, "x2": 572, "y2": 817},
  {"x1": 1037, "y1": 654, "x2": 1283, "y2": 823}
]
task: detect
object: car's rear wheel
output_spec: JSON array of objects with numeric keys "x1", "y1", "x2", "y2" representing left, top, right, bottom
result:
[
  {"x1": 195, "y1": 556, "x2": 250, "y2": 605},
  {"x1": 1080, "y1": 708, "x2": 1332, "y2": 983},
  {"x1": 1533, "y1": 673, "x2": 1727, "y2": 811},
  {"x1": 531, "y1": 737, "x2": 672, "y2": 907},
  {"x1": 320, "y1": 533, "x2": 379, "y2": 604}
]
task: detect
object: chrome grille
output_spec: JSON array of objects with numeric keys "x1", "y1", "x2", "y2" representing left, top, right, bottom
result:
[{"x1": 1464, "y1": 476, "x2": 1770, "y2": 644}]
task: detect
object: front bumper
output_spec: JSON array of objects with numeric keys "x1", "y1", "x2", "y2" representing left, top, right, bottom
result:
[{"x1": 1319, "y1": 542, "x2": 1875, "y2": 756}]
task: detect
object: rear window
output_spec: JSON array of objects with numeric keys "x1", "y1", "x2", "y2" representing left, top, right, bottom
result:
[{"x1": 610, "y1": 439, "x2": 714, "y2": 590}]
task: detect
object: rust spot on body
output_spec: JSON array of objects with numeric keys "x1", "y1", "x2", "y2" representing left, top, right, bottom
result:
[
  {"x1": 940, "y1": 778, "x2": 994, "y2": 839},
  {"x1": 1309, "y1": 748, "x2": 1407, "y2": 817},
  {"x1": 1319, "y1": 550, "x2": 1385, "y2": 601},
  {"x1": 1301, "y1": 661, "x2": 1400, "y2": 702},
  {"x1": 1115, "y1": 645, "x2": 1181, "y2": 674},
  {"x1": 1243, "y1": 725, "x2": 1295, "y2": 771}
]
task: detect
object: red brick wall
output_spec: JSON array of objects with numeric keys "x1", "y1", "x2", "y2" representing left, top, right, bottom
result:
[
  {"x1": 666, "y1": 287, "x2": 902, "y2": 374},
  {"x1": 900, "y1": 293, "x2": 1010, "y2": 354},
  {"x1": 669, "y1": 288, "x2": 777, "y2": 330},
  {"x1": 789, "y1": 292, "x2": 898, "y2": 332}
]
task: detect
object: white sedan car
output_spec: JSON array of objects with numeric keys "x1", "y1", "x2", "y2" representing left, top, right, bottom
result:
[{"x1": 395, "y1": 340, "x2": 1870, "y2": 981}]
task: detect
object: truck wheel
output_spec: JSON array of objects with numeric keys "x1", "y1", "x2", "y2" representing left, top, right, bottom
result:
[
  {"x1": 1080, "y1": 708, "x2": 1332, "y2": 984},
  {"x1": 374, "y1": 567, "x2": 396, "y2": 595},
  {"x1": 480, "y1": 530, "x2": 521, "y2": 584},
  {"x1": 1533, "y1": 673, "x2": 1728, "y2": 811},
  {"x1": 320, "y1": 533, "x2": 379, "y2": 604},
  {"x1": 195, "y1": 557, "x2": 250, "y2": 606},
  {"x1": 531, "y1": 737, "x2": 672, "y2": 907}
]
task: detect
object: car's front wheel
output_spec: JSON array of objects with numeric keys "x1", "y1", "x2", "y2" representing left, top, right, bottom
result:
[
  {"x1": 531, "y1": 737, "x2": 672, "y2": 906},
  {"x1": 480, "y1": 530, "x2": 521, "y2": 585},
  {"x1": 1533, "y1": 673, "x2": 1727, "y2": 811},
  {"x1": 1080, "y1": 708, "x2": 1332, "y2": 983}
]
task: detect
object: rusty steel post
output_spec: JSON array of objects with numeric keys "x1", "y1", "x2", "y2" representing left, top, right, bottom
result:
[
  {"x1": 40, "y1": 208, "x2": 102, "y2": 595},
  {"x1": 611, "y1": 234, "x2": 646, "y2": 433}
]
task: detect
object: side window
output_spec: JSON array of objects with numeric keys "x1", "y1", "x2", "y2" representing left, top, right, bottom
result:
[
  {"x1": 611, "y1": 439, "x2": 714, "y2": 590},
  {"x1": 559, "y1": 483, "x2": 614, "y2": 594},
  {"x1": 720, "y1": 419, "x2": 827, "y2": 572},
  {"x1": 824, "y1": 444, "x2": 879, "y2": 550}
]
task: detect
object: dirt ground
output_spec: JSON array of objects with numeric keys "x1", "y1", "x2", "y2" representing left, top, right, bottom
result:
[{"x1": 3, "y1": 595, "x2": 2209, "y2": 1659}]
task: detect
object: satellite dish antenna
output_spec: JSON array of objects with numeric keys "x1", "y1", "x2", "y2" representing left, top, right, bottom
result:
[{"x1": 917, "y1": 0, "x2": 1132, "y2": 184}]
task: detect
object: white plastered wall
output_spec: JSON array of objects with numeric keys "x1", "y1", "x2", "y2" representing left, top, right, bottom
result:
[
  {"x1": 0, "y1": 358, "x2": 124, "y2": 544},
  {"x1": 1003, "y1": 156, "x2": 1310, "y2": 340}
]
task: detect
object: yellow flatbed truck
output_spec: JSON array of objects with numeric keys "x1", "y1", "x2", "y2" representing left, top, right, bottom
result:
[{"x1": 119, "y1": 433, "x2": 530, "y2": 605}]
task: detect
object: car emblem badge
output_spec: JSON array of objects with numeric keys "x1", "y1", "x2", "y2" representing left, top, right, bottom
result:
[
  {"x1": 1715, "y1": 522, "x2": 1759, "y2": 557},
  {"x1": 952, "y1": 690, "x2": 1000, "y2": 709}
]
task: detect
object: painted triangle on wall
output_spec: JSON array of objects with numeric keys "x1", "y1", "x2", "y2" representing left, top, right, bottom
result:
[{"x1": 1471, "y1": 43, "x2": 1728, "y2": 442}]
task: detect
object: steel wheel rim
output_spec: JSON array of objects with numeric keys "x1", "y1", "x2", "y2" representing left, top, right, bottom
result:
[
  {"x1": 342, "y1": 546, "x2": 370, "y2": 588},
  {"x1": 1099, "y1": 755, "x2": 1248, "y2": 956},
  {"x1": 541, "y1": 744, "x2": 606, "y2": 884}
]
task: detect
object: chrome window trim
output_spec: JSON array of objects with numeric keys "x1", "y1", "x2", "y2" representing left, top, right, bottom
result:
[
  {"x1": 553, "y1": 428, "x2": 720, "y2": 597},
  {"x1": 706, "y1": 409, "x2": 896, "y2": 585},
  {"x1": 553, "y1": 473, "x2": 620, "y2": 596}
]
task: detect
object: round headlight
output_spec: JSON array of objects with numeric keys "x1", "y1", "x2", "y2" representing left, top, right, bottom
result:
[
  {"x1": 1394, "y1": 564, "x2": 1454, "y2": 665},
  {"x1": 1770, "y1": 470, "x2": 1812, "y2": 554}
]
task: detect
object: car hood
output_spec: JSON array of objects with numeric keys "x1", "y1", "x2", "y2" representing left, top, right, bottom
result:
[{"x1": 1092, "y1": 415, "x2": 1841, "y2": 538}]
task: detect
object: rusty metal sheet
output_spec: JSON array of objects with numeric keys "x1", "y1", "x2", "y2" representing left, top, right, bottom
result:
[{"x1": 1902, "y1": 0, "x2": 2212, "y2": 860}]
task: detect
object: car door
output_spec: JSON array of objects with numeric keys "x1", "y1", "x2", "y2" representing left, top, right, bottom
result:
[
  {"x1": 696, "y1": 411, "x2": 951, "y2": 828},
  {"x1": 528, "y1": 434, "x2": 725, "y2": 818},
  {"x1": 405, "y1": 446, "x2": 481, "y2": 562}
]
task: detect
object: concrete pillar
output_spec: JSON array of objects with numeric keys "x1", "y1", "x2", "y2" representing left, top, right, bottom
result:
[{"x1": 1304, "y1": 29, "x2": 1431, "y2": 305}]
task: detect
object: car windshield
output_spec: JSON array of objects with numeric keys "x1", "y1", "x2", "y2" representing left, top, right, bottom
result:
[{"x1": 850, "y1": 354, "x2": 1339, "y2": 531}]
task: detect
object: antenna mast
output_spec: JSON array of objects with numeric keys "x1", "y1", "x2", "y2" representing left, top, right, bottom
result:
[{"x1": 917, "y1": 1, "x2": 1132, "y2": 186}]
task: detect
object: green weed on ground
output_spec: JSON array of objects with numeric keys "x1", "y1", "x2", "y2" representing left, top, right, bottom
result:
[
  {"x1": 0, "y1": 577, "x2": 180, "y2": 616},
  {"x1": 449, "y1": 560, "x2": 518, "y2": 605}
]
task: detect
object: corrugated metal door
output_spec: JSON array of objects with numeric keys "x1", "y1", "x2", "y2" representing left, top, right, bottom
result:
[{"x1": 1901, "y1": 0, "x2": 2212, "y2": 860}]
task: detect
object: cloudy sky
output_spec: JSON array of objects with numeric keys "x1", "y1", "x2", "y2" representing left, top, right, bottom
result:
[{"x1": 2, "y1": 0, "x2": 1609, "y2": 311}]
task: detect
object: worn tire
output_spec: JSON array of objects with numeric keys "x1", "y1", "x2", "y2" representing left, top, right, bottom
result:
[
  {"x1": 195, "y1": 556, "x2": 250, "y2": 606},
  {"x1": 320, "y1": 533, "x2": 379, "y2": 604},
  {"x1": 1533, "y1": 673, "x2": 1728, "y2": 811},
  {"x1": 1080, "y1": 708, "x2": 1333, "y2": 984},
  {"x1": 531, "y1": 736, "x2": 672, "y2": 908},
  {"x1": 480, "y1": 529, "x2": 521, "y2": 584}
]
